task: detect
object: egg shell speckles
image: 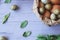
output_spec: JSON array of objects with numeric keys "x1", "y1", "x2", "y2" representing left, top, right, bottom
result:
[
  {"x1": 51, "y1": 0, "x2": 60, "y2": 4},
  {"x1": 50, "y1": 13, "x2": 56, "y2": 20},
  {"x1": 45, "y1": 4, "x2": 52, "y2": 10},
  {"x1": 39, "y1": 7, "x2": 45, "y2": 14},
  {"x1": 43, "y1": 10, "x2": 51, "y2": 19},
  {"x1": 51, "y1": 5, "x2": 60, "y2": 13}
]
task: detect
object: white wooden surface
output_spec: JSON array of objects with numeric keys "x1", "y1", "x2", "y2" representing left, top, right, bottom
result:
[{"x1": 0, "y1": 0, "x2": 60, "y2": 40}]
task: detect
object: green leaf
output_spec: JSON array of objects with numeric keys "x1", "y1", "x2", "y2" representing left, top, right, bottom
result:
[
  {"x1": 20, "y1": 20, "x2": 28, "y2": 28},
  {"x1": 36, "y1": 35, "x2": 47, "y2": 40},
  {"x1": 36, "y1": 38, "x2": 47, "y2": 40},
  {"x1": 47, "y1": 35, "x2": 57, "y2": 40},
  {"x1": 57, "y1": 37, "x2": 60, "y2": 40},
  {"x1": 57, "y1": 35, "x2": 60, "y2": 37},
  {"x1": 37, "y1": 35, "x2": 46, "y2": 38},
  {"x1": 23, "y1": 31, "x2": 32, "y2": 37},
  {"x1": 5, "y1": 0, "x2": 11, "y2": 3},
  {"x1": 56, "y1": 35, "x2": 60, "y2": 40},
  {"x1": 2, "y1": 13, "x2": 10, "y2": 24}
]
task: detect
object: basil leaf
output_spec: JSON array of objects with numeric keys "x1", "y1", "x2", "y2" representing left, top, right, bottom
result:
[
  {"x1": 37, "y1": 35, "x2": 46, "y2": 38},
  {"x1": 36, "y1": 35, "x2": 47, "y2": 40},
  {"x1": 57, "y1": 35, "x2": 60, "y2": 40},
  {"x1": 23, "y1": 31, "x2": 32, "y2": 37},
  {"x1": 36, "y1": 38, "x2": 47, "y2": 40},
  {"x1": 47, "y1": 35, "x2": 57, "y2": 40},
  {"x1": 20, "y1": 20, "x2": 28, "y2": 28},
  {"x1": 5, "y1": 0, "x2": 11, "y2": 3},
  {"x1": 57, "y1": 37, "x2": 60, "y2": 40},
  {"x1": 2, "y1": 13, "x2": 10, "y2": 24},
  {"x1": 57, "y1": 35, "x2": 60, "y2": 37}
]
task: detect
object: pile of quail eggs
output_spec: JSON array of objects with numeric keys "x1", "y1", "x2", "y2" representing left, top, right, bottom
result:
[{"x1": 39, "y1": 0, "x2": 60, "y2": 21}]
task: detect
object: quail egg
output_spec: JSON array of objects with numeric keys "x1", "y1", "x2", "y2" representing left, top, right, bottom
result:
[
  {"x1": 45, "y1": 4, "x2": 52, "y2": 10},
  {"x1": 0, "y1": 36, "x2": 8, "y2": 40},
  {"x1": 53, "y1": 9, "x2": 60, "y2": 15},
  {"x1": 41, "y1": 0, "x2": 50, "y2": 4},
  {"x1": 11, "y1": 5, "x2": 19, "y2": 10},
  {"x1": 39, "y1": 7, "x2": 45, "y2": 14},
  {"x1": 50, "y1": 13, "x2": 56, "y2": 20}
]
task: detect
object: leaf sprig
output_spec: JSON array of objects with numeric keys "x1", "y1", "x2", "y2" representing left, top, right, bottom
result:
[
  {"x1": 36, "y1": 35, "x2": 60, "y2": 40},
  {"x1": 20, "y1": 20, "x2": 28, "y2": 28},
  {"x1": 2, "y1": 13, "x2": 10, "y2": 24},
  {"x1": 23, "y1": 31, "x2": 32, "y2": 37},
  {"x1": 5, "y1": 0, "x2": 11, "y2": 3}
]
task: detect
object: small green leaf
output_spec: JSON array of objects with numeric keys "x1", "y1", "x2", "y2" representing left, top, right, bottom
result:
[
  {"x1": 2, "y1": 13, "x2": 10, "y2": 24},
  {"x1": 56, "y1": 35, "x2": 60, "y2": 40},
  {"x1": 20, "y1": 20, "x2": 28, "y2": 28},
  {"x1": 5, "y1": 0, "x2": 11, "y2": 3},
  {"x1": 47, "y1": 35, "x2": 57, "y2": 40},
  {"x1": 23, "y1": 31, "x2": 32, "y2": 37},
  {"x1": 37, "y1": 35, "x2": 46, "y2": 38},
  {"x1": 36, "y1": 35, "x2": 47, "y2": 40},
  {"x1": 36, "y1": 38, "x2": 47, "y2": 40},
  {"x1": 57, "y1": 37, "x2": 60, "y2": 40},
  {"x1": 57, "y1": 35, "x2": 60, "y2": 37}
]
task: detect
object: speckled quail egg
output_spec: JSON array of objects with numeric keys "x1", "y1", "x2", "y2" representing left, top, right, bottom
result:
[
  {"x1": 11, "y1": 5, "x2": 19, "y2": 10},
  {"x1": 39, "y1": 7, "x2": 45, "y2": 14},
  {"x1": 41, "y1": 0, "x2": 50, "y2": 4},
  {"x1": 45, "y1": 4, "x2": 52, "y2": 10},
  {"x1": 50, "y1": 13, "x2": 56, "y2": 20},
  {"x1": 52, "y1": 9, "x2": 60, "y2": 15},
  {"x1": 0, "y1": 36, "x2": 8, "y2": 40}
]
